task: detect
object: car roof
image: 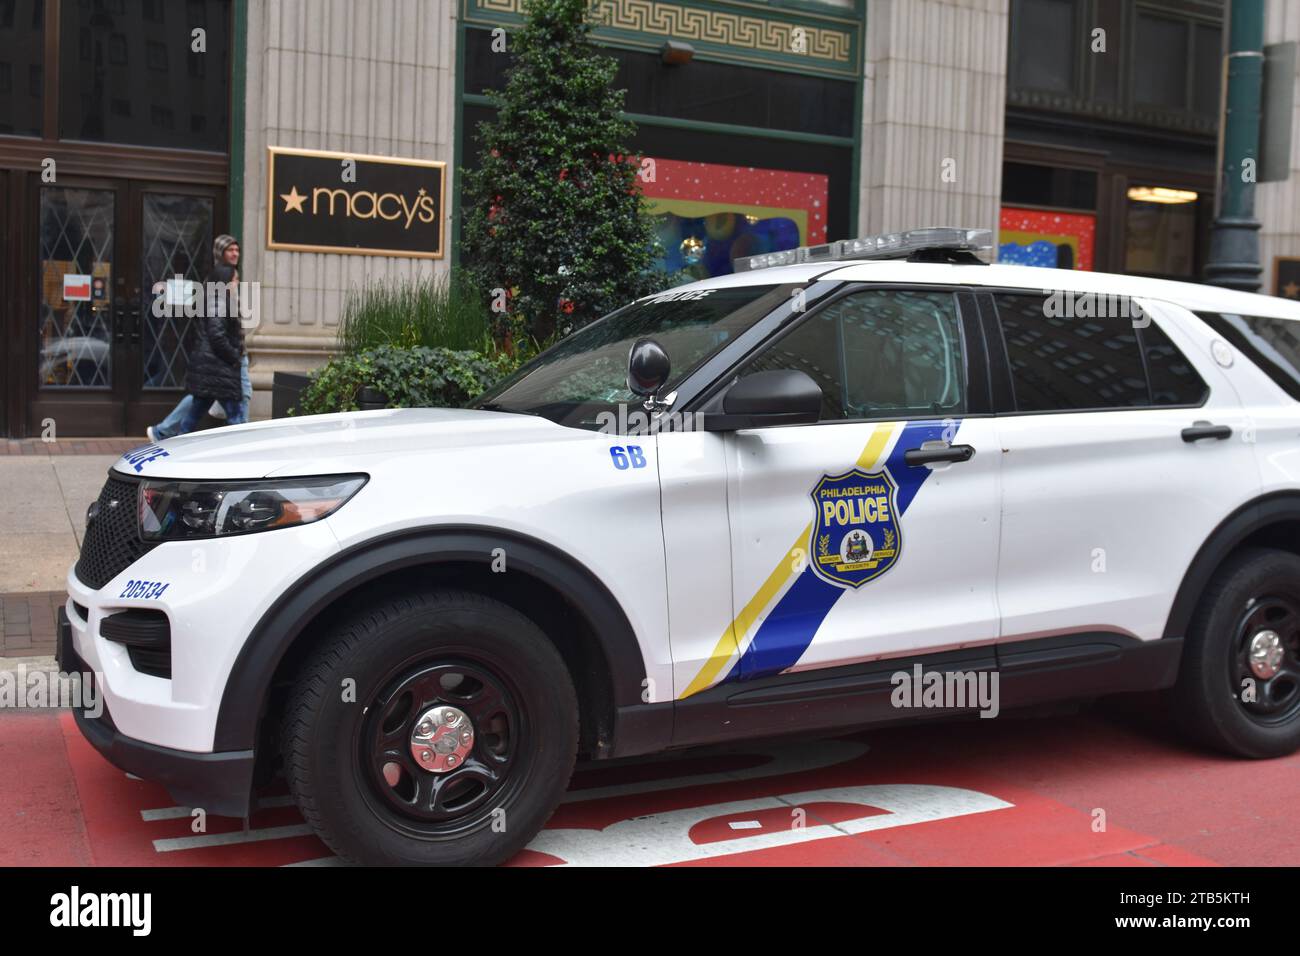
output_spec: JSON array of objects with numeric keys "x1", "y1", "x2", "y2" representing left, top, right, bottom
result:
[{"x1": 680, "y1": 259, "x2": 1300, "y2": 321}]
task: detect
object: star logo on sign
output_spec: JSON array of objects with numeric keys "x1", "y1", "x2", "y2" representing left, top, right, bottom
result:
[
  {"x1": 1284, "y1": 281, "x2": 1299, "y2": 299},
  {"x1": 281, "y1": 186, "x2": 307, "y2": 214}
]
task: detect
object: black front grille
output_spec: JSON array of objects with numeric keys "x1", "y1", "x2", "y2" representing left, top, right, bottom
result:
[{"x1": 75, "y1": 473, "x2": 159, "y2": 590}]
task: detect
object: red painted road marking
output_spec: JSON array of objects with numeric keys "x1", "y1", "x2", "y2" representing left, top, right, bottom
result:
[
  {"x1": 0, "y1": 712, "x2": 92, "y2": 866},
  {"x1": 692, "y1": 803, "x2": 898, "y2": 844},
  {"x1": 59, "y1": 713, "x2": 330, "y2": 867}
]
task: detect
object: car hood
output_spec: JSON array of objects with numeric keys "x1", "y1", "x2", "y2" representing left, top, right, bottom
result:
[{"x1": 114, "y1": 408, "x2": 585, "y2": 480}]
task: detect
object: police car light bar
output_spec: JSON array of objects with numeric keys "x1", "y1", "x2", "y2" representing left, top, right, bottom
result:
[{"x1": 732, "y1": 227, "x2": 993, "y2": 272}]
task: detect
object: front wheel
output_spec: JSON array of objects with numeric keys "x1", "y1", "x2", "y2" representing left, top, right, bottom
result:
[
  {"x1": 281, "y1": 589, "x2": 578, "y2": 865},
  {"x1": 1175, "y1": 547, "x2": 1300, "y2": 758}
]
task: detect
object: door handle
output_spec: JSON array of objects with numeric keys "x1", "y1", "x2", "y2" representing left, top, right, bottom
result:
[
  {"x1": 127, "y1": 300, "x2": 141, "y2": 345},
  {"x1": 1181, "y1": 422, "x2": 1232, "y2": 443},
  {"x1": 904, "y1": 443, "x2": 975, "y2": 466}
]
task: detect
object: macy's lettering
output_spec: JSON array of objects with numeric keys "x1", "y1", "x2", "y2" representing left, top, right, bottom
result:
[{"x1": 310, "y1": 186, "x2": 437, "y2": 229}]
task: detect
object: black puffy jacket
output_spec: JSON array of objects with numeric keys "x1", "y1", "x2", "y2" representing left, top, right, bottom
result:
[{"x1": 185, "y1": 265, "x2": 244, "y2": 401}]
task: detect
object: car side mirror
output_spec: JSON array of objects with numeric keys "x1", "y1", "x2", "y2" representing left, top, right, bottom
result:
[
  {"x1": 627, "y1": 338, "x2": 671, "y2": 398},
  {"x1": 703, "y1": 370, "x2": 822, "y2": 431}
]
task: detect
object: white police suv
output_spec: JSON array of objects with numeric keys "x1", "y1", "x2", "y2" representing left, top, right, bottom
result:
[{"x1": 60, "y1": 228, "x2": 1300, "y2": 865}]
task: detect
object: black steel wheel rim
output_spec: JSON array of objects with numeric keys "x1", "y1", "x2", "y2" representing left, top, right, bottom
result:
[
  {"x1": 1230, "y1": 596, "x2": 1300, "y2": 724},
  {"x1": 356, "y1": 656, "x2": 525, "y2": 837}
]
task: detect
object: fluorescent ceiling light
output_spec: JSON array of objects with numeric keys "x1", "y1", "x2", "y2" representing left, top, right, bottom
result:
[{"x1": 1127, "y1": 186, "x2": 1199, "y2": 204}]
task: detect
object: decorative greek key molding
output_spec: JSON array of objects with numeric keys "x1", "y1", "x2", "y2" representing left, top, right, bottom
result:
[{"x1": 469, "y1": 0, "x2": 860, "y2": 78}]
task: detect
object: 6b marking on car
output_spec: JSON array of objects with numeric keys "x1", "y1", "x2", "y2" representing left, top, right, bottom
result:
[{"x1": 608, "y1": 444, "x2": 648, "y2": 470}]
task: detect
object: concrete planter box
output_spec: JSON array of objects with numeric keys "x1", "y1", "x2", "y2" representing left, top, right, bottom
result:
[{"x1": 271, "y1": 371, "x2": 311, "y2": 419}]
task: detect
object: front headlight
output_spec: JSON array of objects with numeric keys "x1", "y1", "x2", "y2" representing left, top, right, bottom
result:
[{"x1": 137, "y1": 474, "x2": 367, "y2": 541}]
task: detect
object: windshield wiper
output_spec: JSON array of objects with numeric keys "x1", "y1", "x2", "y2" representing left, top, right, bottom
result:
[{"x1": 477, "y1": 402, "x2": 538, "y2": 417}]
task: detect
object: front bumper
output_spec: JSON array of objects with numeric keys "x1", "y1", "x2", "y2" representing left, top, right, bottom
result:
[
  {"x1": 59, "y1": 608, "x2": 255, "y2": 817},
  {"x1": 65, "y1": 513, "x2": 339, "y2": 752}
]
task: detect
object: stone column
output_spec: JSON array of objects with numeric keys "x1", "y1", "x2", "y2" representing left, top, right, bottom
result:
[
  {"x1": 239, "y1": 0, "x2": 458, "y2": 419},
  {"x1": 859, "y1": 0, "x2": 1009, "y2": 240}
]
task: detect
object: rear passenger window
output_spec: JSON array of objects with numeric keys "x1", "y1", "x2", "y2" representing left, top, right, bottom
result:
[
  {"x1": 1197, "y1": 312, "x2": 1300, "y2": 401},
  {"x1": 1143, "y1": 318, "x2": 1209, "y2": 405},
  {"x1": 995, "y1": 292, "x2": 1205, "y2": 411},
  {"x1": 742, "y1": 289, "x2": 966, "y2": 421},
  {"x1": 995, "y1": 293, "x2": 1149, "y2": 411}
]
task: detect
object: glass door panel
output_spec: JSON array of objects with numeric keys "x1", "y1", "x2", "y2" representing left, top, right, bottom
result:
[
  {"x1": 38, "y1": 187, "x2": 115, "y2": 390},
  {"x1": 140, "y1": 192, "x2": 214, "y2": 391}
]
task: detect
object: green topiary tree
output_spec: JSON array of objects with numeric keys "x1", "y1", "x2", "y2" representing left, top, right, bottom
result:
[{"x1": 459, "y1": 0, "x2": 663, "y2": 348}]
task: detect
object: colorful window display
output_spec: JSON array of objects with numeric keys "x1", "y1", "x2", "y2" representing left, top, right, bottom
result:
[
  {"x1": 998, "y1": 207, "x2": 1096, "y2": 271},
  {"x1": 641, "y1": 159, "x2": 829, "y2": 280}
]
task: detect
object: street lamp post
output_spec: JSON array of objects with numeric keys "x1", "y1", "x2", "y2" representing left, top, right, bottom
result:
[{"x1": 1205, "y1": 0, "x2": 1267, "y2": 292}]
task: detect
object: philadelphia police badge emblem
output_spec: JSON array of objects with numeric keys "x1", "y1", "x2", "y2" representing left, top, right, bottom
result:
[{"x1": 809, "y1": 467, "x2": 902, "y2": 589}]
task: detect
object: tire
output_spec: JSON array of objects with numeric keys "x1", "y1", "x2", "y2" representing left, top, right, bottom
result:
[
  {"x1": 1175, "y1": 547, "x2": 1300, "y2": 758},
  {"x1": 281, "y1": 588, "x2": 578, "y2": 865}
]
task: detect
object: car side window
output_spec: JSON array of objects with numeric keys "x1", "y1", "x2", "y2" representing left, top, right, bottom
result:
[
  {"x1": 995, "y1": 292, "x2": 1208, "y2": 410},
  {"x1": 1197, "y1": 311, "x2": 1300, "y2": 401},
  {"x1": 741, "y1": 289, "x2": 967, "y2": 421},
  {"x1": 994, "y1": 292, "x2": 1151, "y2": 411},
  {"x1": 1143, "y1": 317, "x2": 1209, "y2": 405}
]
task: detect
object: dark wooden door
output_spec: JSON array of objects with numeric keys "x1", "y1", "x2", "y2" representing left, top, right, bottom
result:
[
  {"x1": 24, "y1": 178, "x2": 222, "y2": 437},
  {"x1": 27, "y1": 177, "x2": 128, "y2": 436},
  {"x1": 125, "y1": 182, "x2": 223, "y2": 436}
]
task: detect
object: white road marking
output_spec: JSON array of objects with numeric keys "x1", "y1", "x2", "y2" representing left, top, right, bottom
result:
[
  {"x1": 526, "y1": 784, "x2": 1014, "y2": 867},
  {"x1": 152, "y1": 823, "x2": 313, "y2": 853},
  {"x1": 141, "y1": 795, "x2": 295, "y2": 822},
  {"x1": 284, "y1": 856, "x2": 347, "y2": 867}
]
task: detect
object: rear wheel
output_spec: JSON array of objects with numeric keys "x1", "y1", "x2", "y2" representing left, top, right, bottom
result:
[
  {"x1": 1175, "y1": 548, "x2": 1300, "y2": 758},
  {"x1": 281, "y1": 589, "x2": 578, "y2": 865}
]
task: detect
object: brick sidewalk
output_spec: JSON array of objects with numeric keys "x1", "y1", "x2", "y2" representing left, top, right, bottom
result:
[
  {"x1": 1, "y1": 438, "x2": 144, "y2": 456},
  {"x1": 0, "y1": 591, "x2": 61, "y2": 657}
]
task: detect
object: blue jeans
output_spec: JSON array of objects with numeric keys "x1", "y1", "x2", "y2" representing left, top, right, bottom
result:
[
  {"x1": 172, "y1": 395, "x2": 246, "y2": 436},
  {"x1": 155, "y1": 356, "x2": 250, "y2": 438}
]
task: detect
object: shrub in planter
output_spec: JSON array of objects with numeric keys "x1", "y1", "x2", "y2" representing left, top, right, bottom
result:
[
  {"x1": 337, "y1": 271, "x2": 494, "y2": 355},
  {"x1": 291, "y1": 346, "x2": 517, "y2": 415}
]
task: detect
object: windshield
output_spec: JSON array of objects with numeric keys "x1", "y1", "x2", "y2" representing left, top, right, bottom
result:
[{"x1": 476, "y1": 284, "x2": 789, "y2": 427}]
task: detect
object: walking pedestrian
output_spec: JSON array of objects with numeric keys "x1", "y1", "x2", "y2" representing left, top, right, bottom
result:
[{"x1": 147, "y1": 235, "x2": 251, "y2": 441}]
